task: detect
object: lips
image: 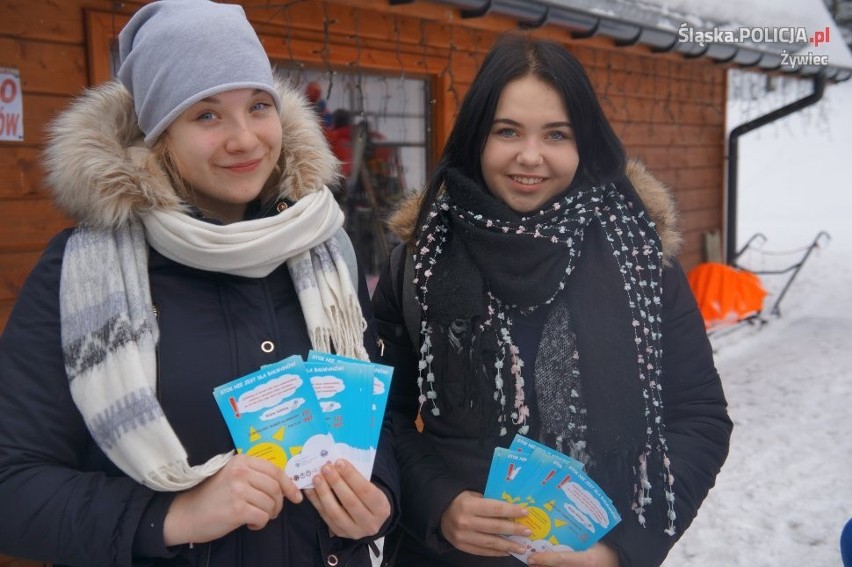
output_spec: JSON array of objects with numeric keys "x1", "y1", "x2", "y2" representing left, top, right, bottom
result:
[
  {"x1": 224, "y1": 159, "x2": 262, "y2": 173},
  {"x1": 508, "y1": 174, "x2": 547, "y2": 192},
  {"x1": 510, "y1": 175, "x2": 545, "y2": 185}
]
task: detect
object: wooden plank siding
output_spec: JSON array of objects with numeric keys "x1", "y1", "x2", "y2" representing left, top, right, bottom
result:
[{"x1": 0, "y1": 0, "x2": 725, "y2": 335}]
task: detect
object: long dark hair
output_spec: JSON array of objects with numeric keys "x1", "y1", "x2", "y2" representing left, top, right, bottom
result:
[{"x1": 416, "y1": 33, "x2": 625, "y2": 233}]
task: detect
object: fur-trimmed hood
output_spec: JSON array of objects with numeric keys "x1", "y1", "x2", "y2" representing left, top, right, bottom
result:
[
  {"x1": 387, "y1": 158, "x2": 682, "y2": 262},
  {"x1": 44, "y1": 79, "x2": 338, "y2": 228}
]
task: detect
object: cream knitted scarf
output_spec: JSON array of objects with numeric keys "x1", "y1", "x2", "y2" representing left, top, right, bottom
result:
[{"x1": 60, "y1": 187, "x2": 367, "y2": 491}]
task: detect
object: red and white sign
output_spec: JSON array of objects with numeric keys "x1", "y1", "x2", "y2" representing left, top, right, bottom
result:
[{"x1": 0, "y1": 68, "x2": 24, "y2": 142}]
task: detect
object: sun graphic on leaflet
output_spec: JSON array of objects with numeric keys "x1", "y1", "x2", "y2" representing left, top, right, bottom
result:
[
  {"x1": 242, "y1": 426, "x2": 291, "y2": 468},
  {"x1": 517, "y1": 506, "x2": 553, "y2": 540},
  {"x1": 510, "y1": 497, "x2": 571, "y2": 545}
]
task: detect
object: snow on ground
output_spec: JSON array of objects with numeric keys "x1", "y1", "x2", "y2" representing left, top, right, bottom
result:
[{"x1": 662, "y1": 75, "x2": 852, "y2": 566}]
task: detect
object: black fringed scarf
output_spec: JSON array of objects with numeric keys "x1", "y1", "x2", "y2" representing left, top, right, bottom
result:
[{"x1": 412, "y1": 168, "x2": 677, "y2": 535}]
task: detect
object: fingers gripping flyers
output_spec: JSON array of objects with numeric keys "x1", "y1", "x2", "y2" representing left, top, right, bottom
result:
[
  {"x1": 212, "y1": 352, "x2": 392, "y2": 488},
  {"x1": 484, "y1": 434, "x2": 621, "y2": 564}
]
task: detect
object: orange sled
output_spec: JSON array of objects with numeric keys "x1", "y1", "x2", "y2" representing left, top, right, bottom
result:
[{"x1": 687, "y1": 262, "x2": 767, "y2": 330}]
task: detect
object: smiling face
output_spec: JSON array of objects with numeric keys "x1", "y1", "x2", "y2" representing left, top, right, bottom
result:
[
  {"x1": 164, "y1": 88, "x2": 282, "y2": 224},
  {"x1": 480, "y1": 75, "x2": 580, "y2": 214}
]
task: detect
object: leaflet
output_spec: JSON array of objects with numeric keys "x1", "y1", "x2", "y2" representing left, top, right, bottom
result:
[
  {"x1": 304, "y1": 359, "x2": 371, "y2": 475},
  {"x1": 484, "y1": 434, "x2": 621, "y2": 564},
  {"x1": 367, "y1": 363, "x2": 393, "y2": 446},
  {"x1": 307, "y1": 350, "x2": 393, "y2": 479},
  {"x1": 212, "y1": 355, "x2": 336, "y2": 489}
]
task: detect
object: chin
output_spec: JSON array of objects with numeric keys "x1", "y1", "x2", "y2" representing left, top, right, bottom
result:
[{"x1": 510, "y1": 199, "x2": 546, "y2": 214}]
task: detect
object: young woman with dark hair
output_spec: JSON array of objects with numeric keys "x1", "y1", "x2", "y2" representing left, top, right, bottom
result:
[{"x1": 373, "y1": 33, "x2": 731, "y2": 567}]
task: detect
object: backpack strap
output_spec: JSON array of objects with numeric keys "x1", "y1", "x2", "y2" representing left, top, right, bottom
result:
[
  {"x1": 389, "y1": 243, "x2": 421, "y2": 352},
  {"x1": 401, "y1": 248, "x2": 420, "y2": 350}
]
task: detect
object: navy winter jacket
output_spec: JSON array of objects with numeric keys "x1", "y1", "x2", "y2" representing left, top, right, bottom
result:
[
  {"x1": 0, "y1": 230, "x2": 399, "y2": 566},
  {"x1": 0, "y1": 77, "x2": 399, "y2": 567}
]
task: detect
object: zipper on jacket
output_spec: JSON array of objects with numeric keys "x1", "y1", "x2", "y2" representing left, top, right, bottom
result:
[
  {"x1": 153, "y1": 303, "x2": 162, "y2": 400},
  {"x1": 216, "y1": 280, "x2": 241, "y2": 378},
  {"x1": 376, "y1": 337, "x2": 385, "y2": 357}
]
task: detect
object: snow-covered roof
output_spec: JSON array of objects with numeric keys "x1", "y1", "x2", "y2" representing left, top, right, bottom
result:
[{"x1": 438, "y1": 0, "x2": 852, "y2": 81}]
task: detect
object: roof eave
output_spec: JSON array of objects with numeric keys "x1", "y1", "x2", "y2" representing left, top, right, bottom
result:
[{"x1": 426, "y1": 0, "x2": 852, "y2": 82}]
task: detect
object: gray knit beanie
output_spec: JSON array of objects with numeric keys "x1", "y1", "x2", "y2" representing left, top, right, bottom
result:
[{"x1": 117, "y1": 0, "x2": 281, "y2": 146}]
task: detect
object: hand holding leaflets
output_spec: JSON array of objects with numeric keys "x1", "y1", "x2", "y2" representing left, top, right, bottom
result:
[
  {"x1": 304, "y1": 350, "x2": 393, "y2": 479},
  {"x1": 212, "y1": 351, "x2": 392, "y2": 489},
  {"x1": 484, "y1": 434, "x2": 621, "y2": 564}
]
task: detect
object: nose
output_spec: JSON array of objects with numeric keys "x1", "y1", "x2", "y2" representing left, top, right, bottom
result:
[
  {"x1": 516, "y1": 140, "x2": 543, "y2": 167},
  {"x1": 224, "y1": 117, "x2": 257, "y2": 153}
]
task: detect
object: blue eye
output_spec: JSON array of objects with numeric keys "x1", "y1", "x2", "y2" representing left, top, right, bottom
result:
[
  {"x1": 547, "y1": 130, "x2": 573, "y2": 141},
  {"x1": 495, "y1": 127, "x2": 518, "y2": 138},
  {"x1": 251, "y1": 101, "x2": 273, "y2": 113},
  {"x1": 196, "y1": 111, "x2": 215, "y2": 122}
]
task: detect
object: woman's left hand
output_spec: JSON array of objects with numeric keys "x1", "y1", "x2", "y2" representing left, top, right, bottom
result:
[
  {"x1": 304, "y1": 459, "x2": 391, "y2": 540},
  {"x1": 528, "y1": 542, "x2": 619, "y2": 567}
]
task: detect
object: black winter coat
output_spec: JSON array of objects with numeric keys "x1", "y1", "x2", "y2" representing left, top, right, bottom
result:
[
  {"x1": 0, "y1": 228, "x2": 398, "y2": 567},
  {"x1": 0, "y1": 75, "x2": 400, "y2": 567},
  {"x1": 372, "y1": 195, "x2": 732, "y2": 567}
]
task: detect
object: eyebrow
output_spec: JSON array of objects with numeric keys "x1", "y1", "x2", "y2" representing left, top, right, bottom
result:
[{"x1": 492, "y1": 118, "x2": 572, "y2": 128}]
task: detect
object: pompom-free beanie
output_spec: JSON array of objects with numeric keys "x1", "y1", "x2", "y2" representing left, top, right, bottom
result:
[{"x1": 117, "y1": 0, "x2": 281, "y2": 145}]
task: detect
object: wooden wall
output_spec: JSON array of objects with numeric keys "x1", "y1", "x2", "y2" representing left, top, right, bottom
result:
[
  {"x1": 0, "y1": 0, "x2": 725, "y2": 330},
  {"x1": 1, "y1": 0, "x2": 115, "y2": 561},
  {"x1": 0, "y1": 0, "x2": 137, "y2": 341},
  {"x1": 1, "y1": 1, "x2": 725, "y2": 564}
]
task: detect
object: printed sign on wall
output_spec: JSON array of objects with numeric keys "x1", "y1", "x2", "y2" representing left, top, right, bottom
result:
[{"x1": 0, "y1": 68, "x2": 24, "y2": 142}]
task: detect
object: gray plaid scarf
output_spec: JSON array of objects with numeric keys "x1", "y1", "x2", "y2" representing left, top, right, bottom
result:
[{"x1": 60, "y1": 189, "x2": 366, "y2": 491}]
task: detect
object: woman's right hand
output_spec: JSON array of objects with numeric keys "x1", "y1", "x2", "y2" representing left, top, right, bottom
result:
[
  {"x1": 163, "y1": 454, "x2": 303, "y2": 547},
  {"x1": 439, "y1": 490, "x2": 532, "y2": 557}
]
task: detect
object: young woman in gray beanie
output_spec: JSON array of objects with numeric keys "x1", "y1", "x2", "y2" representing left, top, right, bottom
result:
[{"x1": 0, "y1": 1, "x2": 398, "y2": 565}]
